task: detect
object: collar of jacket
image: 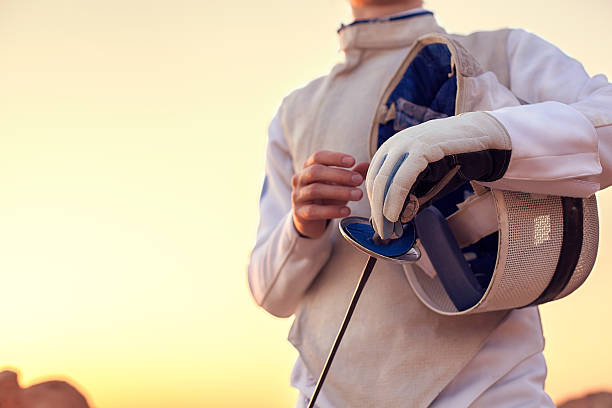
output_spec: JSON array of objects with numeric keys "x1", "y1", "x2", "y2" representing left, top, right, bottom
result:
[{"x1": 338, "y1": 12, "x2": 446, "y2": 52}]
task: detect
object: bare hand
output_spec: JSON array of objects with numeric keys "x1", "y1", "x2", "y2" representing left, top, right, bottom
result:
[{"x1": 292, "y1": 150, "x2": 369, "y2": 238}]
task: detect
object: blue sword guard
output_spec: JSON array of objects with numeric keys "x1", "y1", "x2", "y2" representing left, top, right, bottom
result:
[{"x1": 339, "y1": 217, "x2": 419, "y2": 263}]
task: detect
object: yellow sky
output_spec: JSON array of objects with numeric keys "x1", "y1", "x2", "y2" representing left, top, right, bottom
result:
[{"x1": 0, "y1": 0, "x2": 610, "y2": 407}]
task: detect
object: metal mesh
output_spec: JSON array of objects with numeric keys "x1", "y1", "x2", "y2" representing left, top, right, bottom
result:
[
  {"x1": 405, "y1": 191, "x2": 599, "y2": 315},
  {"x1": 478, "y1": 192, "x2": 563, "y2": 311},
  {"x1": 410, "y1": 264, "x2": 459, "y2": 313},
  {"x1": 555, "y1": 196, "x2": 599, "y2": 300}
]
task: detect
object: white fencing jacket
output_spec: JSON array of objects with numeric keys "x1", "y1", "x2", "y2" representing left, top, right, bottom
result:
[{"x1": 249, "y1": 9, "x2": 612, "y2": 407}]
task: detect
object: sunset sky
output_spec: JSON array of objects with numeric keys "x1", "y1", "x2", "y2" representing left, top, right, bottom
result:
[{"x1": 0, "y1": 0, "x2": 611, "y2": 407}]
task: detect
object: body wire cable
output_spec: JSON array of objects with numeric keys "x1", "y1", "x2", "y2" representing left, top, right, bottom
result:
[{"x1": 307, "y1": 256, "x2": 377, "y2": 408}]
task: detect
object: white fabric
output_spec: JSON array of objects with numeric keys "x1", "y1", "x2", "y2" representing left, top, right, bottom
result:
[
  {"x1": 447, "y1": 190, "x2": 498, "y2": 248},
  {"x1": 365, "y1": 111, "x2": 511, "y2": 238},
  {"x1": 463, "y1": 71, "x2": 523, "y2": 111},
  {"x1": 430, "y1": 309, "x2": 554, "y2": 407},
  {"x1": 248, "y1": 24, "x2": 612, "y2": 407},
  {"x1": 292, "y1": 308, "x2": 553, "y2": 408},
  {"x1": 251, "y1": 114, "x2": 547, "y2": 407},
  {"x1": 248, "y1": 114, "x2": 335, "y2": 318},
  {"x1": 486, "y1": 102, "x2": 600, "y2": 195},
  {"x1": 484, "y1": 29, "x2": 612, "y2": 196}
]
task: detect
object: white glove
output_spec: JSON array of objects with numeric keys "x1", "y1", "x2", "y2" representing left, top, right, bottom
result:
[{"x1": 365, "y1": 111, "x2": 512, "y2": 239}]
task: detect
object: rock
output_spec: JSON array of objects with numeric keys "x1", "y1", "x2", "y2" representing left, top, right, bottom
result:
[
  {"x1": 558, "y1": 391, "x2": 612, "y2": 408},
  {"x1": 0, "y1": 370, "x2": 90, "y2": 408}
]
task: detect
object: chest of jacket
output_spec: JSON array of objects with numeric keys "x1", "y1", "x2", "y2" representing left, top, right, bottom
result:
[{"x1": 279, "y1": 27, "x2": 514, "y2": 408}]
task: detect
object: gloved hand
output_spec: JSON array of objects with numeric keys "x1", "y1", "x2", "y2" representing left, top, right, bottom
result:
[{"x1": 365, "y1": 111, "x2": 512, "y2": 239}]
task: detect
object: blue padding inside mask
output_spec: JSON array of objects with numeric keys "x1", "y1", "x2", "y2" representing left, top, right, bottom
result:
[
  {"x1": 431, "y1": 184, "x2": 496, "y2": 290},
  {"x1": 378, "y1": 43, "x2": 457, "y2": 148},
  {"x1": 344, "y1": 222, "x2": 416, "y2": 258},
  {"x1": 463, "y1": 233, "x2": 498, "y2": 289},
  {"x1": 415, "y1": 206, "x2": 484, "y2": 311}
]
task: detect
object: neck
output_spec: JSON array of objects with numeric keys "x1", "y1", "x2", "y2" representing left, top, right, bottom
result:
[{"x1": 350, "y1": 1, "x2": 424, "y2": 20}]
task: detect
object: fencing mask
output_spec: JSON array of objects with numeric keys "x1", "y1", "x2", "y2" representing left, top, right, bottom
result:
[{"x1": 358, "y1": 34, "x2": 599, "y2": 315}]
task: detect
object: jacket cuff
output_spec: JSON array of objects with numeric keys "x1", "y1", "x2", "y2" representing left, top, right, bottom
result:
[
  {"x1": 259, "y1": 213, "x2": 334, "y2": 317},
  {"x1": 484, "y1": 101, "x2": 601, "y2": 197}
]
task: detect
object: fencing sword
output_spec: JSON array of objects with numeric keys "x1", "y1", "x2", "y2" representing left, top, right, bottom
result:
[{"x1": 307, "y1": 217, "x2": 420, "y2": 408}]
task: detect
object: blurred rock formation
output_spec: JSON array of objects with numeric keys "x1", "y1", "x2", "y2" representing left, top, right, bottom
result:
[
  {"x1": 0, "y1": 370, "x2": 90, "y2": 408},
  {"x1": 558, "y1": 391, "x2": 612, "y2": 408}
]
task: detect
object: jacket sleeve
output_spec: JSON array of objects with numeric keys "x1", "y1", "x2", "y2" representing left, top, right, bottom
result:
[
  {"x1": 482, "y1": 28, "x2": 612, "y2": 197},
  {"x1": 247, "y1": 111, "x2": 334, "y2": 318}
]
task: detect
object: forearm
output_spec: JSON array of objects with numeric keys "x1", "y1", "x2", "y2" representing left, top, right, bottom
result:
[
  {"x1": 481, "y1": 29, "x2": 612, "y2": 197},
  {"x1": 483, "y1": 101, "x2": 602, "y2": 197},
  {"x1": 247, "y1": 112, "x2": 335, "y2": 317},
  {"x1": 248, "y1": 213, "x2": 333, "y2": 317}
]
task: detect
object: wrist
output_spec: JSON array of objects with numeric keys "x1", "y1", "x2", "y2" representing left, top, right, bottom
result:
[{"x1": 292, "y1": 215, "x2": 331, "y2": 239}]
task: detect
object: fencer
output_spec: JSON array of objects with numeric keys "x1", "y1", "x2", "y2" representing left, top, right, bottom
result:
[{"x1": 248, "y1": 1, "x2": 612, "y2": 406}]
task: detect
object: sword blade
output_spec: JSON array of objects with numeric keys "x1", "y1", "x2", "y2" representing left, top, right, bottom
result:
[{"x1": 307, "y1": 256, "x2": 377, "y2": 408}]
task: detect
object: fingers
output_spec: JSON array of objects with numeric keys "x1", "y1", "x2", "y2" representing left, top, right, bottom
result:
[
  {"x1": 380, "y1": 152, "x2": 410, "y2": 222},
  {"x1": 293, "y1": 163, "x2": 364, "y2": 187},
  {"x1": 320, "y1": 199, "x2": 349, "y2": 206},
  {"x1": 382, "y1": 183, "x2": 410, "y2": 226},
  {"x1": 366, "y1": 152, "x2": 387, "y2": 202},
  {"x1": 292, "y1": 151, "x2": 368, "y2": 238},
  {"x1": 369, "y1": 151, "x2": 401, "y2": 237},
  {"x1": 303, "y1": 151, "x2": 355, "y2": 169},
  {"x1": 293, "y1": 183, "x2": 363, "y2": 204},
  {"x1": 353, "y1": 161, "x2": 370, "y2": 179},
  {"x1": 295, "y1": 204, "x2": 351, "y2": 221},
  {"x1": 382, "y1": 154, "x2": 427, "y2": 222},
  {"x1": 369, "y1": 150, "x2": 426, "y2": 238}
]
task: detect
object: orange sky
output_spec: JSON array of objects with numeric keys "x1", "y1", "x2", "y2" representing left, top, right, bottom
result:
[{"x1": 0, "y1": 1, "x2": 610, "y2": 407}]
